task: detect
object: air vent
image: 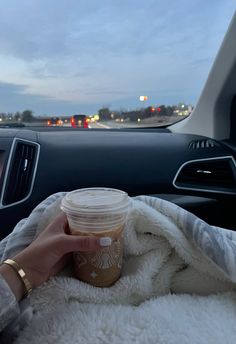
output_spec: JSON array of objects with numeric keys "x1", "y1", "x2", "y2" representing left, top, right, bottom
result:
[
  {"x1": 189, "y1": 139, "x2": 216, "y2": 149},
  {"x1": 3, "y1": 140, "x2": 39, "y2": 205},
  {"x1": 174, "y1": 157, "x2": 236, "y2": 193}
]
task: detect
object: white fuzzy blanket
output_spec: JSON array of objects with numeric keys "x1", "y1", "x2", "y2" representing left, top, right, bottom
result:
[{"x1": 1, "y1": 193, "x2": 236, "y2": 343}]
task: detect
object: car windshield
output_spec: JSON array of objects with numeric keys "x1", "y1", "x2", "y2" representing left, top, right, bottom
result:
[{"x1": 0, "y1": 1, "x2": 234, "y2": 129}]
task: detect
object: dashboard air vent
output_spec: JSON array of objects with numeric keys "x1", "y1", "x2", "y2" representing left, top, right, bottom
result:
[
  {"x1": 174, "y1": 157, "x2": 236, "y2": 192},
  {"x1": 189, "y1": 139, "x2": 216, "y2": 149},
  {"x1": 3, "y1": 141, "x2": 39, "y2": 205}
]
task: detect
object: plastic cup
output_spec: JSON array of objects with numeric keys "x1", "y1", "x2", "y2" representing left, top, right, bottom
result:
[{"x1": 61, "y1": 187, "x2": 131, "y2": 287}]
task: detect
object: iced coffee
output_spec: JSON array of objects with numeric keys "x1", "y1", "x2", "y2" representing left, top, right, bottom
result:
[{"x1": 61, "y1": 188, "x2": 130, "y2": 287}]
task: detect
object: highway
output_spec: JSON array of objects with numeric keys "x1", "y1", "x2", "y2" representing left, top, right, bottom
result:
[
  {"x1": 89, "y1": 121, "x2": 164, "y2": 129},
  {"x1": 3, "y1": 116, "x2": 181, "y2": 130}
]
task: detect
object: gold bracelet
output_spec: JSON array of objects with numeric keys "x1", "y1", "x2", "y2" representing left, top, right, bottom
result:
[{"x1": 2, "y1": 259, "x2": 33, "y2": 297}]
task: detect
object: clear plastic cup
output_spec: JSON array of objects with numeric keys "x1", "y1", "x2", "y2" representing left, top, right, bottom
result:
[{"x1": 61, "y1": 187, "x2": 131, "y2": 287}]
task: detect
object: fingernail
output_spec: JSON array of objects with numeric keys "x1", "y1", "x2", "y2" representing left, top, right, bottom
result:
[{"x1": 99, "y1": 237, "x2": 112, "y2": 247}]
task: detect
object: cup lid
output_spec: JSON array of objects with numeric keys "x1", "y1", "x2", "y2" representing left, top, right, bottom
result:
[{"x1": 61, "y1": 187, "x2": 130, "y2": 214}]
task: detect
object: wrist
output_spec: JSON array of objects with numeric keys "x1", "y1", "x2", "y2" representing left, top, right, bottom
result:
[{"x1": 13, "y1": 251, "x2": 39, "y2": 289}]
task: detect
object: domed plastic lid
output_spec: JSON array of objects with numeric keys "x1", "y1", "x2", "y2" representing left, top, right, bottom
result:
[{"x1": 61, "y1": 187, "x2": 130, "y2": 214}]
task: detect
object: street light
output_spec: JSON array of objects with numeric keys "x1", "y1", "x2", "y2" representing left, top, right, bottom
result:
[{"x1": 139, "y1": 96, "x2": 148, "y2": 102}]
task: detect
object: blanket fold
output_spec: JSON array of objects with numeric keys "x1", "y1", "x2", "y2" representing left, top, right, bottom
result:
[{"x1": 1, "y1": 193, "x2": 236, "y2": 343}]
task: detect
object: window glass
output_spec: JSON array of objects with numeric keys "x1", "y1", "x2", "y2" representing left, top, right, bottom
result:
[{"x1": 0, "y1": 1, "x2": 234, "y2": 129}]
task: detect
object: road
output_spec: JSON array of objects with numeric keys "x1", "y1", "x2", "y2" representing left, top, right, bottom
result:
[
  {"x1": 12, "y1": 116, "x2": 181, "y2": 130},
  {"x1": 89, "y1": 121, "x2": 164, "y2": 129}
]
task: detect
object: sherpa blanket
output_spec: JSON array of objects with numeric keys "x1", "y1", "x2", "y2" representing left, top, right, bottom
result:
[{"x1": 1, "y1": 193, "x2": 236, "y2": 343}]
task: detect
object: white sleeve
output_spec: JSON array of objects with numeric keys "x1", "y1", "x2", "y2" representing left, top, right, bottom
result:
[{"x1": 0, "y1": 274, "x2": 20, "y2": 332}]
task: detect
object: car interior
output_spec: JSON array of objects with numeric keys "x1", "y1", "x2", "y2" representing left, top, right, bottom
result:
[{"x1": 0, "y1": 12, "x2": 236, "y2": 241}]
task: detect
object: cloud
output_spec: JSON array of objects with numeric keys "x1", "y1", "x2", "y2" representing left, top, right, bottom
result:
[
  {"x1": 0, "y1": 81, "x2": 98, "y2": 114},
  {"x1": 0, "y1": 0, "x2": 234, "y2": 113}
]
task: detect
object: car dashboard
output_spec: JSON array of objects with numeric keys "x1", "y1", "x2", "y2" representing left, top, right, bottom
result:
[{"x1": 0, "y1": 128, "x2": 236, "y2": 239}]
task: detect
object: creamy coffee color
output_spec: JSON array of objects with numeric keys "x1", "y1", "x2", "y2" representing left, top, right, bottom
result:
[
  {"x1": 61, "y1": 188, "x2": 130, "y2": 287},
  {"x1": 71, "y1": 225, "x2": 123, "y2": 287}
]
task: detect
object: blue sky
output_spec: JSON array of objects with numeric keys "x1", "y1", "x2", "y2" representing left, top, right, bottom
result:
[{"x1": 0, "y1": 0, "x2": 234, "y2": 115}]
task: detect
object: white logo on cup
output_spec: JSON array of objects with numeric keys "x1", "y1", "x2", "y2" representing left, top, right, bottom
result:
[
  {"x1": 87, "y1": 240, "x2": 121, "y2": 269},
  {"x1": 90, "y1": 271, "x2": 98, "y2": 279}
]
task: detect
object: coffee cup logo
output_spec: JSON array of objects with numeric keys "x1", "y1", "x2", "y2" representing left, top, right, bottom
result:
[{"x1": 86, "y1": 239, "x2": 121, "y2": 269}]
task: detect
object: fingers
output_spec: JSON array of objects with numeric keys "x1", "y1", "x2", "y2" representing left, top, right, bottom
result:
[
  {"x1": 53, "y1": 212, "x2": 68, "y2": 227},
  {"x1": 46, "y1": 212, "x2": 69, "y2": 233},
  {"x1": 61, "y1": 235, "x2": 101, "y2": 254},
  {"x1": 46, "y1": 213, "x2": 112, "y2": 255}
]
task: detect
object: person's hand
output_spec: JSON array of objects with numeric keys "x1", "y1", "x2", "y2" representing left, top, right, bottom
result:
[
  {"x1": 14, "y1": 212, "x2": 101, "y2": 288},
  {"x1": 0, "y1": 212, "x2": 101, "y2": 300}
]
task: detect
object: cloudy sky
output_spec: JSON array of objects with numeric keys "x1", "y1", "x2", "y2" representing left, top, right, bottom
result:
[{"x1": 0, "y1": 0, "x2": 234, "y2": 115}]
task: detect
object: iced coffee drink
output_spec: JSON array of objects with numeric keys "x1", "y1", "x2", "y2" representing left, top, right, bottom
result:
[{"x1": 61, "y1": 188, "x2": 130, "y2": 287}]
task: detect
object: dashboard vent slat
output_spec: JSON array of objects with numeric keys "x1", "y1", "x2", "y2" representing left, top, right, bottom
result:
[
  {"x1": 175, "y1": 158, "x2": 236, "y2": 192},
  {"x1": 3, "y1": 141, "x2": 38, "y2": 205},
  {"x1": 189, "y1": 139, "x2": 216, "y2": 149}
]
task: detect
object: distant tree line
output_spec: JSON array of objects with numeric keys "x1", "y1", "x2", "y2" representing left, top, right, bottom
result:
[
  {"x1": 0, "y1": 103, "x2": 191, "y2": 124},
  {"x1": 0, "y1": 110, "x2": 36, "y2": 123},
  {"x1": 98, "y1": 105, "x2": 184, "y2": 122}
]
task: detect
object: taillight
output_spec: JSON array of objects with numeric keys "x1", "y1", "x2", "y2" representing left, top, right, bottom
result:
[{"x1": 71, "y1": 118, "x2": 75, "y2": 124}]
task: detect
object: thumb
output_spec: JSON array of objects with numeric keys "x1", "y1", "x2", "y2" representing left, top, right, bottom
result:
[{"x1": 61, "y1": 235, "x2": 101, "y2": 253}]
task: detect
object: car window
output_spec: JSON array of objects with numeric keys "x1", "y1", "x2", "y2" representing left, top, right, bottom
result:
[{"x1": 0, "y1": 1, "x2": 234, "y2": 129}]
